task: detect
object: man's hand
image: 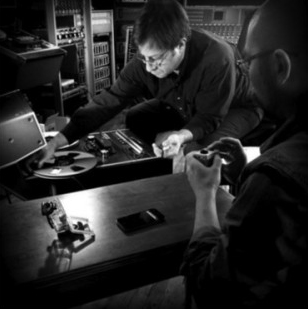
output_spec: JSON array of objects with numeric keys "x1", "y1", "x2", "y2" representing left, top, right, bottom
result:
[
  {"x1": 206, "y1": 137, "x2": 247, "y2": 185},
  {"x1": 152, "y1": 129, "x2": 193, "y2": 158},
  {"x1": 23, "y1": 132, "x2": 69, "y2": 174},
  {"x1": 186, "y1": 151, "x2": 222, "y2": 195},
  {"x1": 161, "y1": 133, "x2": 183, "y2": 157}
]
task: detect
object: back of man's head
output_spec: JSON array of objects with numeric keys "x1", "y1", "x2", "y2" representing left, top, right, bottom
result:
[
  {"x1": 248, "y1": 0, "x2": 307, "y2": 122},
  {"x1": 133, "y1": 0, "x2": 190, "y2": 50},
  {"x1": 251, "y1": 0, "x2": 307, "y2": 57}
]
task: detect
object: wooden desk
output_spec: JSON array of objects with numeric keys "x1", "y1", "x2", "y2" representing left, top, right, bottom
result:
[{"x1": 0, "y1": 173, "x2": 232, "y2": 308}]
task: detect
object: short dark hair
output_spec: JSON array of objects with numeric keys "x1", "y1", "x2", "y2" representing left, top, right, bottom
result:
[
  {"x1": 252, "y1": 0, "x2": 308, "y2": 54},
  {"x1": 133, "y1": 0, "x2": 191, "y2": 51}
]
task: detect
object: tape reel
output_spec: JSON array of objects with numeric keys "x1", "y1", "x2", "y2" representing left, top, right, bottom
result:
[{"x1": 33, "y1": 151, "x2": 97, "y2": 179}]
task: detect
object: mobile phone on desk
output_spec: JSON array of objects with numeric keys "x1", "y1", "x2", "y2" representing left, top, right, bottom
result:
[{"x1": 116, "y1": 208, "x2": 165, "y2": 234}]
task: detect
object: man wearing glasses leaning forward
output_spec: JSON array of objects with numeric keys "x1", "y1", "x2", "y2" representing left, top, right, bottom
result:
[{"x1": 32, "y1": 0, "x2": 263, "y2": 170}]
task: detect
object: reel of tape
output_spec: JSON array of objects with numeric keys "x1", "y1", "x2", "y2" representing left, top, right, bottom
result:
[{"x1": 33, "y1": 151, "x2": 97, "y2": 179}]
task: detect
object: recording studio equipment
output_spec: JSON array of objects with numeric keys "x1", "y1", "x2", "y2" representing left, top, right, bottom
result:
[
  {"x1": 25, "y1": 128, "x2": 171, "y2": 198},
  {"x1": 75, "y1": 129, "x2": 173, "y2": 188},
  {"x1": 184, "y1": 0, "x2": 264, "y2": 45},
  {"x1": 92, "y1": 11, "x2": 114, "y2": 94},
  {"x1": 124, "y1": 25, "x2": 136, "y2": 66},
  {"x1": 80, "y1": 129, "x2": 155, "y2": 167},
  {"x1": 0, "y1": 30, "x2": 66, "y2": 93},
  {"x1": 33, "y1": 151, "x2": 97, "y2": 179},
  {"x1": 54, "y1": 0, "x2": 84, "y2": 45},
  {"x1": 0, "y1": 90, "x2": 46, "y2": 169}
]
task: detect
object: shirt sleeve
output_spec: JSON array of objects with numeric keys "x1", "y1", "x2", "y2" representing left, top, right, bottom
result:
[
  {"x1": 180, "y1": 170, "x2": 304, "y2": 306},
  {"x1": 61, "y1": 58, "x2": 147, "y2": 143}
]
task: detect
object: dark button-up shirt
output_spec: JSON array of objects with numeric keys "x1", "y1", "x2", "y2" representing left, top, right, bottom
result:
[{"x1": 62, "y1": 29, "x2": 256, "y2": 144}]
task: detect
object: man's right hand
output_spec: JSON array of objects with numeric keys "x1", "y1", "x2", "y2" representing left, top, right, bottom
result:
[
  {"x1": 23, "y1": 132, "x2": 69, "y2": 174},
  {"x1": 206, "y1": 137, "x2": 247, "y2": 185}
]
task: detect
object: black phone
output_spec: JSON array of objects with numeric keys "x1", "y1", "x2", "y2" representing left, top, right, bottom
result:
[{"x1": 116, "y1": 208, "x2": 165, "y2": 234}]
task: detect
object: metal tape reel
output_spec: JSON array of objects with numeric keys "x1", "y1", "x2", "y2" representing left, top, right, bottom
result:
[{"x1": 33, "y1": 151, "x2": 97, "y2": 179}]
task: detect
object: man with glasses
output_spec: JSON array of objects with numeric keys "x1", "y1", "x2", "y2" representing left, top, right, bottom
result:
[
  {"x1": 33, "y1": 0, "x2": 262, "y2": 170},
  {"x1": 182, "y1": 0, "x2": 307, "y2": 307}
]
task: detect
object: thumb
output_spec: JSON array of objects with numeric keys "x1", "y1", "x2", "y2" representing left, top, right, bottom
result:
[
  {"x1": 212, "y1": 154, "x2": 223, "y2": 168},
  {"x1": 37, "y1": 159, "x2": 45, "y2": 169},
  {"x1": 152, "y1": 143, "x2": 162, "y2": 157}
]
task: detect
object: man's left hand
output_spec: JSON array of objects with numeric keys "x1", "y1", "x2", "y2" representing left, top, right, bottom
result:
[
  {"x1": 152, "y1": 132, "x2": 182, "y2": 158},
  {"x1": 152, "y1": 129, "x2": 193, "y2": 158}
]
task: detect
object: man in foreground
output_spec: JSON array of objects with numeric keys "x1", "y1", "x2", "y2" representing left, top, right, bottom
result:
[{"x1": 182, "y1": 0, "x2": 308, "y2": 307}]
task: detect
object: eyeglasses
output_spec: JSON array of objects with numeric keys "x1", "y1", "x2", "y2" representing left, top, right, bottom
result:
[
  {"x1": 136, "y1": 50, "x2": 169, "y2": 68},
  {"x1": 237, "y1": 50, "x2": 299, "y2": 69},
  {"x1": 236, "y1": 50, "x2": 275, "y2": 69}
]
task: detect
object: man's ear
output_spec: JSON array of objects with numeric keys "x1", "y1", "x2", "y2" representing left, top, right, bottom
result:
[{"x1": 273, "y1": 49, "x2": 291, "y2": 85}]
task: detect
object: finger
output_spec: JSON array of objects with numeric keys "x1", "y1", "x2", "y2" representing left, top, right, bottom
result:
[
  {"x1": 186, "y1": 150, "x2": 200, "y2": 158},
  {"x1": 186, "y1": 152, "x2": 197, "y2": 166},
  {"x1": 205, "y1": 140, "x2": 221, "y2": 151},
  {"x1": 162, "y1": 138, "x2": 170, "y2": 147},
  {"x1": 219, "y1": 137, "x2": 240, "y2": 144},
  {"x1": 152, "y1": 143, "x2": 163, "y2": 157},
  {"x1": 37, "y1": 153, "x2": 54, "y2": 169},
  {"x1": 212, "y1": 154, "x2": 223, "y2": 169},
  {"x1": 20, "y1": 159, "x2": 34, "y2": 176},
  {"x1": 208, "y1": 141, "x2": 240, "y2": 156},
  {"x1": 23, "y1": 152, "x2": 41, "y2": 173},
  {"x1": 37, "y1": 159, "x2": 45, "y2": 169},
  {"x1": 162, "y1": 143, "x2": 171, "y2": 155},
  {"x1": 219, "y1": 137, "x2": 243, "y2": 149},
  {"x1": 185, "y1": 155, "x2": 196, "y2": 174},
  {"x1": 152, "y1": 143, "x2": 160, "y2": 156},
  {"x1": 166, "y1": 143, "x2": 182, "y2": 158},
  {"x1": 206, "y1": 142, "x2": 230, "y2": 153}
]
